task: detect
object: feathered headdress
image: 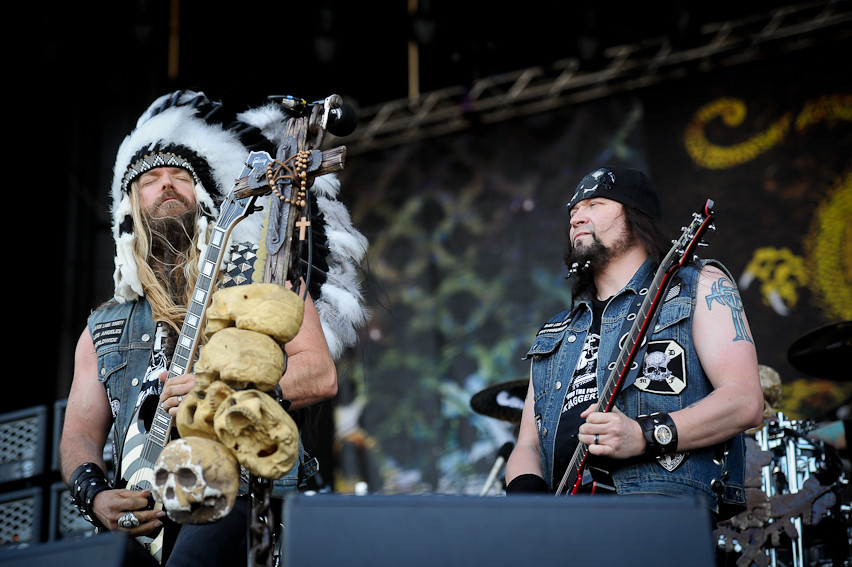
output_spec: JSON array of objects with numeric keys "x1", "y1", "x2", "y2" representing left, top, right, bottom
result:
[{"x1": 110, "y1": 90, "x2": 368, "y2": 359}]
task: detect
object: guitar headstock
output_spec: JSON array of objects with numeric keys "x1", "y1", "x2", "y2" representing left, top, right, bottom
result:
[
  {"x1": 216, "y1": 151, "x2": 272, "y2": 229},
  {"x1": 671, "y1": 199, "x2": 716, "y2": 268}
]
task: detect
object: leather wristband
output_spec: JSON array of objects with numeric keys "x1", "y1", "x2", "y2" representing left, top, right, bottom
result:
[
  {"x1": 636, "y1": 412, "x2": 678, "y2": 457},
  {"x1": 505, "y1": 473, "x2": 549, "y2": 494},
  {"x1": 68, "y1": 462, "x2": 111, "y2": 528}
]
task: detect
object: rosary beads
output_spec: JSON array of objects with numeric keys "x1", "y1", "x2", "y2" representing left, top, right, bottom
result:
[{"x1": 268, "y1": 150, "x2": 310, "y2": 207}]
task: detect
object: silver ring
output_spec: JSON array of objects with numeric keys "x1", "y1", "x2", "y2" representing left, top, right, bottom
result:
[
  {"x1": 177, "y1": 395, "x2": 184, "y2": 403},
  {"x1": 118, "y1": 511, "x2": 140, "y2": 529},
  {"x1": 594, "y1": 434, "x2": 599, "y2": 445}
]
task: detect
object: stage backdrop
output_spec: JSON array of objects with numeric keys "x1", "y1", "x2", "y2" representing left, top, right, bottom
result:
[{"x1": 329, "y1": 45, "x2": 851, "y2": 494}]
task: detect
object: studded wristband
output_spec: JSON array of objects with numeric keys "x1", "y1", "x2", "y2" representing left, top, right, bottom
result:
[
  {"x1": 68, "y1": 462, "x2": 111, "y2": 528},
  {"x1": 636, "y1": 412, "x2": 678, "y2": 457}
]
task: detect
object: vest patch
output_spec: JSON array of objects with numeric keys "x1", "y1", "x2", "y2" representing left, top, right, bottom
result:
[
  {"x1": 656, "y1": 452, "x2": 687, "y2": 472},
  {"x1": 91, "y1": 318, "x2": 128, "y2": 350},
  {"x1": 538, "y1": 317, "x2": 571, "y2": 336},
  {"x1": 633, "y1": 339, "x2": 687, "y2": 395}
]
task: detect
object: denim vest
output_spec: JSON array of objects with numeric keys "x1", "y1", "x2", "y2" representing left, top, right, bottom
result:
[
  {"x1": 88, "y1": 297, "x2": 302, "y2": 496},
  {"x1": 526, "y1": 258, "x2": 746, "y2": 519}
]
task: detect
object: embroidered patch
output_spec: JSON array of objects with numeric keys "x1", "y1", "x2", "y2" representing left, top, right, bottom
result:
[
  {"x1": 538, "y1": 317, "x2": 571, "y2": 336},
  {"x1": 664, "y1": 279, "x2": 682, "y2": 303},
  {"x1": 656, "y1": 452, "x2": 687, "y2": 472},
  {"x1": 633, "y1": 339, "x2": 687, "y2": 395},
  {"x1": 91, "y1": 319, "x2": 127, "y2": 350}
]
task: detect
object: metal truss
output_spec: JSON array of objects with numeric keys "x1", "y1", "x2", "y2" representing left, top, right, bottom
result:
[{"x1": 331, "y1": 0, "x2": 852, "y2": 155}]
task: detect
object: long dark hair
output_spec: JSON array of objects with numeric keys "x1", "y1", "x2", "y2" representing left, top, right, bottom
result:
[{"x1": 562, "y1": 204, "x2": 671, "y2": 296}]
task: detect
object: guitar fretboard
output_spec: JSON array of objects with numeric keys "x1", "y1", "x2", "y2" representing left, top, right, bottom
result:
[{"x1": 145, "y1": 225, "x2": 229, "y2": 449}]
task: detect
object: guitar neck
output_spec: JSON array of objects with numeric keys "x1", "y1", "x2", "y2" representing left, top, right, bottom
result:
[
  {"x1": 595, "y1": 255, "x2": 674, "y2": 412},
  {"x1": 168, "y1": 225, "x2": 229, "y2": 377},
  {"x1": 555, "y1": 263, "x2": 672, "y2": 494}
]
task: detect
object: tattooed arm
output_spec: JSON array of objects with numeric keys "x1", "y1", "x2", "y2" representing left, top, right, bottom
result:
[{"x1": 667, "y1": 264, "x2": 765, "y2": 451}]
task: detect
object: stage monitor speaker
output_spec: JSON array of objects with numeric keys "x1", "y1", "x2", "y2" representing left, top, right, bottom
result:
[
  {"x1": 2, "y1": 532, "x2": 158, "y2": 567},
  {"x1": 282, "y1": 493, "x2": 715, "y2": 567}
]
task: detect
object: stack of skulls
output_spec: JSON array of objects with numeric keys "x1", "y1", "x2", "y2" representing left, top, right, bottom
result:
[{"x1": 151, "y1": 282, "x2": 305, "y2": 524}]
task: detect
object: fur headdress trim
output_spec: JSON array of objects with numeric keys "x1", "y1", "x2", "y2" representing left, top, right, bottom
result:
[{"x1": 111, "y1": 92, "x2": 250, "y2": 302}]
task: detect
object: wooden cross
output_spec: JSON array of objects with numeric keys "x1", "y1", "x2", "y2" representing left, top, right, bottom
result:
[{"x1": 296, "y1": 216, "x2": 311, "y2": 240}]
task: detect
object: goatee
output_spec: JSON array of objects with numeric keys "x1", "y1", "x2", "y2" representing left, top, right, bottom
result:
[{"x1": 569, "y1": 237, "x2": 614, "y2": 273}]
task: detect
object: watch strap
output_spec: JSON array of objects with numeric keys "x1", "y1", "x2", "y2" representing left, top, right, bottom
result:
[{"x1": 636, "y1": 412, "x2": 678, "y2": 457}]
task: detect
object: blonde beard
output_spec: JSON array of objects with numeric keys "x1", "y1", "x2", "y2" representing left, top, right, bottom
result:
[{"x1": 130, "y1": 193, "x2": 203, "y2": 333}]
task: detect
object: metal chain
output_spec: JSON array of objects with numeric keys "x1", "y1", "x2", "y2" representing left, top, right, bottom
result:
[{"x1": 248, "y1": 475, "x2": 275, "y2": 567}]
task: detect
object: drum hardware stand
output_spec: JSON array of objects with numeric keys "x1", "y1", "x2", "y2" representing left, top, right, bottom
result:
[{"x1": 758, "y1": 412, "x2": 830, "y2": 567}]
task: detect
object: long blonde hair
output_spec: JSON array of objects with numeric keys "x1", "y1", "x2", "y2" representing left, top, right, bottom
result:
[{"x1": 127, "y1": 181, "x2": 206, "y2": 334}]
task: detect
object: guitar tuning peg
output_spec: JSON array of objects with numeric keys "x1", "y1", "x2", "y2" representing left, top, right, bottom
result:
[{"x1": 698, "y1": 242, "x2": 709, "y2": 247}]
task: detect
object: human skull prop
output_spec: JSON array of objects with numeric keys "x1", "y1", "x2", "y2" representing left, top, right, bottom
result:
[
  {"x1": 152, "y1": 437, "x2": 239, "y2": 524},
  {"x1": 194, "y1": 327, "x2": 285, "y2": 391},
  {"x1": 214, "y1": 389, "x2": 299, "y2": 479},
  {"x1": 205, "y1": 283, "x2": 305, "y2": 344},
  {"x1": 644, "y1": 351, "x2": 673, "y2": 382},
  {"x1": 176, "y1": 381, "x2": 234, "y2": 440}
]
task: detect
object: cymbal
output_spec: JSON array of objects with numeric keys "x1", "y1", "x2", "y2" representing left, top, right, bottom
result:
[
  {"x1": 470, "y1": 379, "x2": 528, "y2": 423},
  {"x1": 787, "y1": 321, "x2": 851, "y2": 379}
]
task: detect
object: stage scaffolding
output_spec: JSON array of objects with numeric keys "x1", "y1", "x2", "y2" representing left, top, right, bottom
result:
[{"x1": 331, "y1": 0, "x2": 852, "y2": 155}]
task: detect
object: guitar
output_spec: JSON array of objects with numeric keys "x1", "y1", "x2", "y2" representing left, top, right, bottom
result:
[
  {"x1": 117, "y1": 150, "x2": 270, "y2": 560},
  {"x1": 554, "y1": 199, "x2": 716, "y2": 496}
]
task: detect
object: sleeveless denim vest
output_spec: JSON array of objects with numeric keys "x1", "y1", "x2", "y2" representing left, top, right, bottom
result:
[
  {"x1": 527, "y1": 258, "x2": 747, "y2": 519},
  {"x1": 88, "y1": 297, "x2": 302, "y2": 496}
]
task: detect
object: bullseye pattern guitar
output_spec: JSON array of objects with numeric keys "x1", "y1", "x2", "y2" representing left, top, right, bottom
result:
[{"x1": 554, "y1": 199, "x2": 716, "y2": 496}]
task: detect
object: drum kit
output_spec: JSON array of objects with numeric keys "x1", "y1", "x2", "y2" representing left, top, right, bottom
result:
[
  {"x1": 470, "y1": 321, "x2": 852, "y2": 566},
  {"x1": 713, "y1": 321, "x2": 851, "y2": 567}
]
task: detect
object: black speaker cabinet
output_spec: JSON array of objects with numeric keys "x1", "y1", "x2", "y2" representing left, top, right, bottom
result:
[
  {"x1": 2, "y1": 532, "x2": 158, "y2": 567},
  {"x1": 282, "y1": 493, "x2": 715, "y2": 567}
]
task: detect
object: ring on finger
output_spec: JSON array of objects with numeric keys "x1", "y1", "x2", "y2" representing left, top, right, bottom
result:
[
  {"x1": 177, "y1": 395, "x2": 184, "y2": 403},
  {"x1": 118, "y1": 511, "x2": 140, "y2": 529},
  {"x1": 594, "y1": 434, "x2": 599, "y2": 445}
]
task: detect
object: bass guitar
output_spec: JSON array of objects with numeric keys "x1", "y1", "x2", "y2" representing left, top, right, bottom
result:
[
  {"x1": 554, "y1": 199, "x2": 716, "y2": 496},
  {"x1": 117, "y1": 151, "x2": 270, "y2": 560}
]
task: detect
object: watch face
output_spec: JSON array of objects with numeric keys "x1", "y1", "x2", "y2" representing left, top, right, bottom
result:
[{"x1": 653, "y1": 424, "x2": 672, "y2": 445}]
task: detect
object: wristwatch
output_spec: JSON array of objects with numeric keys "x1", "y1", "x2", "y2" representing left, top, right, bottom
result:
[{"x1": 636, "y1": 412, "x2": 678, "y2": 457}]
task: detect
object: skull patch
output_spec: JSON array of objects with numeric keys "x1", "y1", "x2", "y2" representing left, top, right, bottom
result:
[{"x1": 634, "y1": 340, "x2": 686, "y2": 394}]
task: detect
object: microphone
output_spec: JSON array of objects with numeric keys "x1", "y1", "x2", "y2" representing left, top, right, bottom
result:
[
  {"x1": 271, "y1": 95, "x2": 310, "y2": 115},
  {"x1": 479, "y1": 441, "x2": 515, "y2": 496},
  {"x1": 269, "y1": 95, "x2": 358, "y2": 136},
  {"x1": 326, "y1": 102, "x2": 358, "y2": 137}
]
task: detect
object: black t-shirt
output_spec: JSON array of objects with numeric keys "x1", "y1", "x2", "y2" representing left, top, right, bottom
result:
[{"x1": 552, "y1": 299, "x2": 606, "y2": 486}]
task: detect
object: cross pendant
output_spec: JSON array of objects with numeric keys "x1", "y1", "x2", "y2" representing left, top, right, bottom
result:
[{"x1": 296, "y1": 216, "x2": 311, "y2": 240}]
